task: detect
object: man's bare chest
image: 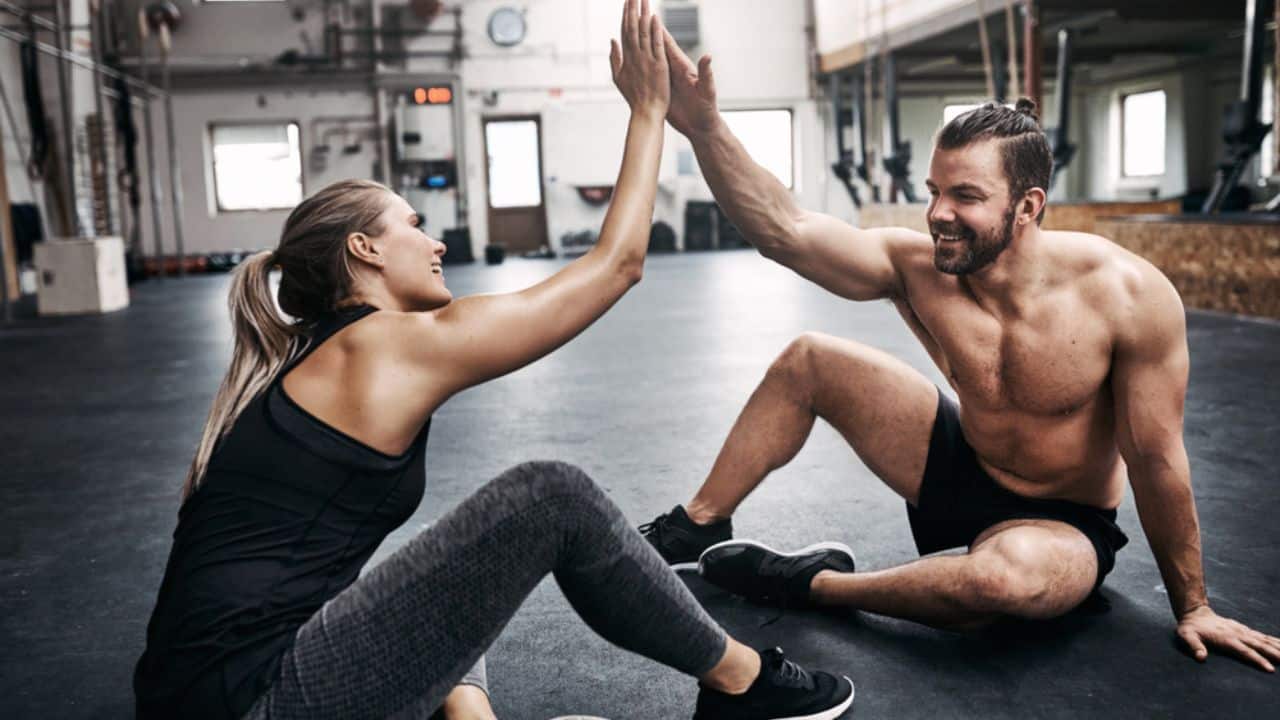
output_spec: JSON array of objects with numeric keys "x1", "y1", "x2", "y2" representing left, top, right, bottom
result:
[{"x1": 914, "y1": 302, "x2": 1113, "y2": 416}]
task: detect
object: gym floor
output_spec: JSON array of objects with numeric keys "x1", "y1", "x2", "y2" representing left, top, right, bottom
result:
[{"x1": 2, "y1": 251, "x2": 1277, "y2": 718}]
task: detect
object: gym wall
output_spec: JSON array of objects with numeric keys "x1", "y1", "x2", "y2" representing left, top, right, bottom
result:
[
  {"x1": 1, "y1": 42, "x2": 35, "y2": 207},
  {"x1": 104, "y1": 0, "x2": 826, "y2": 259}
]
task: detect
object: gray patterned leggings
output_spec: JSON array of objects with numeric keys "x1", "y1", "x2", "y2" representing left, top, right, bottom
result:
[{"x1": 244, "y1": 461, "x2": 727, "y2": 719}]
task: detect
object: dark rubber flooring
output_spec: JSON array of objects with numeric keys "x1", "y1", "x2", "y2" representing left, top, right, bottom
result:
[{"x1": 2, "y1": 251, "x2": 1277, "y2": 719}]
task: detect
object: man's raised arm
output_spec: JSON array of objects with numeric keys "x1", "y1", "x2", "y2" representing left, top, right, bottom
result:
[{"x1": 660, "y1": 28, "x2": 923, "y2": 302}]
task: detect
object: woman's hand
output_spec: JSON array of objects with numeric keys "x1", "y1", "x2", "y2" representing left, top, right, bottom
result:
[
  {"x1": 609, "y1": 0, "x2": 670, "y2": 117},
  {"x1": 397, "y1": 0, "x2": 669, "y2": 397}
]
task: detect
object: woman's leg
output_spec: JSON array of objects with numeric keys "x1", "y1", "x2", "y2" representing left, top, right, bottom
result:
[
  {"x1": 434, "y1": 684, "x2": 494, "y2": 720},
  {"x1": 246, "y1": 461, "x2": 728, "y2": 720},
  {"x1": 431, "y1": 658, "x2": 493, "y2": 720}
]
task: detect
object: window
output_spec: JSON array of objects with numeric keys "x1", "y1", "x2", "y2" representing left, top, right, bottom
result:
[
  {"x1": 1260, "y1": 65, "x2": 1275, "y2": 180},
  {"x1": 1121, "y1": 90, "x2": 1166, "y2": 178},
  {"x1": 484, "y1": 119, "x2": 543, "y2": 208},
  {"x1": 210, "y1": 122, "x2": 302, "y2": 212},
  {"x1": 721, "y1": 109, "x2": 793, "y2": 188}
]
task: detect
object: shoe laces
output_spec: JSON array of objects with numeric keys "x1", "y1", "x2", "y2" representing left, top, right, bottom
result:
[
  {"x1": 638, "y1": 513, "x2": 670, "y2": 542},
  {"x1": 763, "y1": 648, "x2": 814, "y2": 690}
]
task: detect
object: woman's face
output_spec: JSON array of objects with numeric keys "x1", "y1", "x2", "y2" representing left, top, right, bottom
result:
[{"x1": 370, "y1": 193, "x2": 452, "y2": 310}]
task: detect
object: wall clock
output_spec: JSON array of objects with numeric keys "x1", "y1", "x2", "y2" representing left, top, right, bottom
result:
[{"x1": 487, "y1": 6, "x2": 527, "y2": 47}]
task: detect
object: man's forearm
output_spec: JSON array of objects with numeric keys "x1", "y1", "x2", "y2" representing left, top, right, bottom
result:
[
  {"x1": 1131, "y1": 454, "x2": 1209, "y2": 618},
  {"x1": 688, "y1": 118, "x2": 801, "y2": 251}
]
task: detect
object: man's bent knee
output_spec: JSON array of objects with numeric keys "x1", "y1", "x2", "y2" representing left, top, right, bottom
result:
[
  {"x1": 769, "y1": 332, "x2": 842, "y2": 392},
  {"x1": 965, "y1": 537, "x2": 1090, "y2": 620},
  {"x1": 962, "y1": 553, "x2": 1057, "y2": 617}
]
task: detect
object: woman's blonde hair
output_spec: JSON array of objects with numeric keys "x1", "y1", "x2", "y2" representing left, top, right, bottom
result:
[{"x1": 181, "y1": 179, "x2": 393, "y2": 500}]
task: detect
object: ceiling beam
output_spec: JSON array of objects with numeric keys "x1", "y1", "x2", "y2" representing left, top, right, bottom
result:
[
  {"x1": 1040, "y1": 0, "x2": 1248, "y2": 21},
  {"x1": 897, "y1": 43, "x2": 1219, "y2": 67},
  {"x1": 819, "y1": 1, "x2": 999, "y2": 74}
]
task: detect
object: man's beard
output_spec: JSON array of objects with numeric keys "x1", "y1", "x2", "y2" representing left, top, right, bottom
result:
[{"x1": 930, "y1": 204, "x2": 1017, "y2": 275}]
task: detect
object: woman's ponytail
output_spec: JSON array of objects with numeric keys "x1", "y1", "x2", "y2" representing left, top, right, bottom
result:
[{"x1": 181, "y1": 251, "x2": 301, "y2": 499}]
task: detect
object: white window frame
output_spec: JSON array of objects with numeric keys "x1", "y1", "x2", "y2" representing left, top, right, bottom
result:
[
  {"x1": 1110, "y1": 85, "x2": 1167, "y2": 191},
  {"x1": 720, "y1": 107, "x2": 796, "y2": 190},
  {"x1": 1259, "y1": 64, "x2": 1276, "y2": 181},
  {"x1": 483, "y1": 118, "x2": 544, "y2": 209},
  {"x1": 208, "y1": 121, "x2": 304, "y2": 214}
]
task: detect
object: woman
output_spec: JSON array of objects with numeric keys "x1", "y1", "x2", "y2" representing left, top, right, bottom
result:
[{"x1": 133, "y1": 2, "x2": 854, "y2": 718}]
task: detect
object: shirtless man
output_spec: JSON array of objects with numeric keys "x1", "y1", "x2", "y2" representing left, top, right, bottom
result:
[{"x1": 637, "y1": 31, "x2": 1280, "y2": 671}]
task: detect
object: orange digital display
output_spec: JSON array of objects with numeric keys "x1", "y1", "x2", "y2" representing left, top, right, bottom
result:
[{"x1": 410, "y1": 86, "x2": 453, "y2": 105}]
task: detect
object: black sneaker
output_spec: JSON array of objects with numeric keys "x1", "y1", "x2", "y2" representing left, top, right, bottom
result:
[
  {"x1": 639, "y1": 505, "x2": 732, "y2": 571},
  {"x1": 698, "y1": 540, "x2": 855, "y2": 609},
  {"x1": 693, "y1": 647, "x2": 854, "y2": 720}
]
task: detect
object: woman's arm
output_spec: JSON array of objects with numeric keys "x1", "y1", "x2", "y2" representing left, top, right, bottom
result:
[{"x1": 404, "y1": 0, "x2": 670, "y2": 395}]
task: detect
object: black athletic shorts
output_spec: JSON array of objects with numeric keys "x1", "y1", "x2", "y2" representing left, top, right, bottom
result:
[{"x1": 906, "y1": 390, "x2": 1130, "y2": 592}]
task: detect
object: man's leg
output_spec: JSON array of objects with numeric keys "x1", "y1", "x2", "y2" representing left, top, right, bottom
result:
[
  {"x1": 686, "y1": 332, "x2": 940, "y2": 524},
  {"x1": 809, "y1": 519, "x2": 1099, "y2": 629}
]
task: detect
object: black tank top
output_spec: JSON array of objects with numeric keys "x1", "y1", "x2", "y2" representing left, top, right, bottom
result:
[{"x1": 134, "y1": 305, "x2": 430, "y2": 719}]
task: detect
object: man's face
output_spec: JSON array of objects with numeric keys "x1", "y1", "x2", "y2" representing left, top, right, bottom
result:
[{"x1": 925, "y1": 140, "x2": 1018, "y2": 275}]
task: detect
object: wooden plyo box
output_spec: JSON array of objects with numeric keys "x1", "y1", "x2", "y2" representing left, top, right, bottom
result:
[{"x1": 33, "y1": 236, "x2": 130, "y2": 316}]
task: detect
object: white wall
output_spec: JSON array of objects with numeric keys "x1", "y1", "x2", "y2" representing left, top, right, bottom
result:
[
  {"x1": 1, "y1": 42, "x2": 35, "y2": 206},
  {"x1": 1078, "y1": 71, "x2": 1189, "y2": 201},
  {"x1": 1203, "y1": 67, "x2": 1276, "y2": 190},
  {"x1": 814, "y1": 0, "x2": 977, "y2": 57},
  {"x1": 3, "y1": 0, "x2": 133, "y2": 243},
  {"x1": 837, "y1": 90, "x2": 1063, "y2": 207},
  {"x1": 0, "y1": 39, "x2": 33, "y2": 296},
  {"x1": 93, "y1": 0, "x2": 821, "y2": 258},
  {"x1": 825, "y1": 58, "x2": 1261, "y2": 223},
  {"x1": 7, "y1": 2, "x2": 1273, "y2": 264},
  {"x1": 119, "y1": 0, "x2": 329, "y2": 59},
  {"x1": 1073, "y1": 62, "x2": 1257, "y2": 202},
  {"x1": 455, "y1": 0, "x2": 820, "y2": 255},
  {"x1": 147, "y1": 89, "x2": 381, "y2": 256}
]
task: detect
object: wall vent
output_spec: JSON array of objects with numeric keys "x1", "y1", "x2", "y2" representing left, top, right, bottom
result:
[{"x1": 663, "y1": 1, "x2": 700, "y2": 50}]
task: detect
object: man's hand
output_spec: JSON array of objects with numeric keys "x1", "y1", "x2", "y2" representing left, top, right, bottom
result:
[
  {"x1": 658, "y1": 25, "x2": 720, "y2": 136},
  {"x1": 609, "y1": 0, "x2": 670, "y2": 117},
  {"x1": 1177, "y1": 605, "x2": 1280, "y2": 672}
]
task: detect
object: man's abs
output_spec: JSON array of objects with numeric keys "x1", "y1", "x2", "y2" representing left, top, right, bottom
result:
[{"x1": 957, "y1": 397, "x2": 1127, "y2": 509}]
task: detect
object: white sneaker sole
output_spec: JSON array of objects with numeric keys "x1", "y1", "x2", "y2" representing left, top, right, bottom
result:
[
  {"x1": 697, "y1": 539, "x2": 857, "y2": 575},
  {"x1": 773, "y1": 676, "x2": 855, "y2": 720}
]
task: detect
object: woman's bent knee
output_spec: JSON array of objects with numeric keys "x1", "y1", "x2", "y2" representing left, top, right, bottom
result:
[{"x1": 503, "y1": 460, "x2": 601, "y2": 502}]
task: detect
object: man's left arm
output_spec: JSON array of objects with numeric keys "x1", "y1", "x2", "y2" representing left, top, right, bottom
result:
[{"x1": 1113, "y1": 271, "x2": 1280, "y2": 672}]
